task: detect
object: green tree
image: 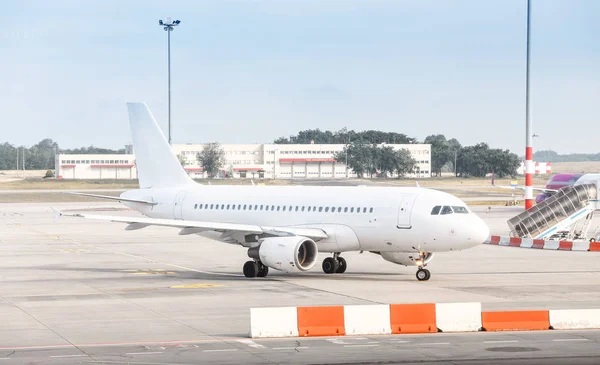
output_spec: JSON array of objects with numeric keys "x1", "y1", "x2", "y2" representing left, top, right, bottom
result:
[
  {"x1": 196, "y1": 142, "x2": 226, "y2": 178},
  {"x1": 334, "y1": 143, "x2": 416, "y2": 178},
  {"x1": 456, "y1": 143, "x2": 519, "y2": 178}
]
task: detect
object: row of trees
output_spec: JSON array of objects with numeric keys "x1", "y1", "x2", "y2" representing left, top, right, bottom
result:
[
  {"x1": 0, "y1": 138, "x2": 130, "y2": 171},
  {"x1": 333, "y1": 143, "x2": 417, "y2": 178},
  {"x1": 275, "y1": 128, "x2": 417, "y2": 145},
  {"x1": 533, "y1": 150, "x2": 600, "y2": 162}
]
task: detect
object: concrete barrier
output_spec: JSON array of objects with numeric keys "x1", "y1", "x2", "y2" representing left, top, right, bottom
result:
[
  {"x1": 297, "y1": 306, "x2": 345, "y2": 337},
  {"x1": 250, "y1": 307, "x2": 298, "y2": 338},
  {"x1": 390, "y1": 303, "x2": 437, "y2": 334},
  {"x1": 482, "y1": 310, "x2": 550, "y2": 331},
  {"x1": 344, "y1": 304, "x2": 391, "y2": 335},
  {"x1": 435, "y1": 302, "x2": 482, "y2": 332},
  {"x1": 550, "y1": 309, "x2": 600, "y2": 330}
]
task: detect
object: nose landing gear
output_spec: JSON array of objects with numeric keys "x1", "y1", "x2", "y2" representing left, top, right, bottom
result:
[
  {"x1": 416, "y1": 268, "x2": 431, "y2": 281},
  {"x1": 322, "y1": 253, "x2": 347, "y2": 274}
]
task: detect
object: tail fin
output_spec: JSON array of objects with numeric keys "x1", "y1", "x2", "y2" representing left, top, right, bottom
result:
[{"x1": 127, "y1": 102, "x2": 194, "y2": 189}]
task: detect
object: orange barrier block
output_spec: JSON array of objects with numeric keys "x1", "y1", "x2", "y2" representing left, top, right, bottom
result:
[
  {"x1": 590, "y1": 242, "x2": 600, "y2": 251},
  {"x1": 297, "y1": 306, "x2": 345, "y2": 337},
  {"x1": 390, "y1": 303, "x2": 437, "y2": 334},
  {"x1": 482, "y1": 310, "x2": 550, "y2": 331}
]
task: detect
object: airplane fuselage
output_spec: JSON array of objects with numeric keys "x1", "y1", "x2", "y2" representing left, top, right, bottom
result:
[{"x1": 122, "y1": 185, "x2": 489, "y2": 254}]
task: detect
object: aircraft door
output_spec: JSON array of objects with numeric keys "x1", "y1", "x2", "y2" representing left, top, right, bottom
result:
[
  {"x1": 397, "y1": 195, "x2": 416, "y2": 229},
  {"x1": 173, "y1": 191, "x2": 188, "y2": 220}
]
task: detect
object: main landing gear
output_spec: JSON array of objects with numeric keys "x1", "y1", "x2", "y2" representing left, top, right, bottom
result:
[
  {"x1": 243, "y1": 260, "x2": 269, "y2": 278},
  {"x1": 322, "y1": 253, "x2": 347, "y2": 274}
]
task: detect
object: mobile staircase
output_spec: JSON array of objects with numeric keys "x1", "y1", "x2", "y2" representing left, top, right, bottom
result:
[{"x1": 508, "y1": 183, "x2": 600, "y2": 241}]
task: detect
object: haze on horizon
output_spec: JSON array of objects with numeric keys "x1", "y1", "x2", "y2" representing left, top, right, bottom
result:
[{"x1": 1, "y1": 0, "x2": 598, "y2": 154}]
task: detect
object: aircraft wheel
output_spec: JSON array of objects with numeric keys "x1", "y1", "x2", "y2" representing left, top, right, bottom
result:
[
  {"x1": 243, "y1": 261, "x2": 259, "y2": 278},
  {"x1": 336, "y1": 257, "x2": 347, "y2": 273},
  {"x1": 257, "y1": 263, "x2": 269, "y2": 277},
  {"x1": 322, "y1": 257, "x2": 338, "y2": 274},
  {"x1": 416, "y1": 268, "x2": 430, "y2": 281}
]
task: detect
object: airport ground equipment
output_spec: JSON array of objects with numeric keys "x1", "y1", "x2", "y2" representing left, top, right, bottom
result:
[{"x1": 507, "y1": 183, "x2": 600, "y2": 241}]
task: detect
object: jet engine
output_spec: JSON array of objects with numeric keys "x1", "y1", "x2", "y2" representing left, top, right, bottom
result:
[
  {"x1": 379, "y1": 252, "x2": 434, "y2": 267},
  {"x1": 248, "y1": 236, "x2": 318, "y2": 272}
]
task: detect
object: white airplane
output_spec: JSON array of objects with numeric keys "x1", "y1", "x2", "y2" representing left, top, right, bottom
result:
[{"x1": 57, "y1": 103, "x2": 490, "y2": 281}]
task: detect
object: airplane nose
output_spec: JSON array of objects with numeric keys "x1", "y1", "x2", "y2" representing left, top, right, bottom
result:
[{"x1": 473, "y1": 218, "x2": 491, "y2": 244}]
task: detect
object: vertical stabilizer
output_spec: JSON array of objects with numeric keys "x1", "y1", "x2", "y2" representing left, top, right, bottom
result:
[{"x1": 126, "y1": 102, "x2": 193, "y2": 188}]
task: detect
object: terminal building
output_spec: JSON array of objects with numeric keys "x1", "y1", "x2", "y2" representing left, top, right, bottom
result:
[{"x1": 55, "y1": 143, "x2": 431, "y2": 180}]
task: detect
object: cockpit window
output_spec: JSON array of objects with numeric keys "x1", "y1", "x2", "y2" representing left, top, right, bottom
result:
[
  {"x1": 440, "y1": 206, "x2": 453, "y2": 215},
  {"x1": 431, "y1": 206, "x2": 441, "y2": 215},
  {"x1": 452, "y1": 206, "x2": 469, "y2": 214}
]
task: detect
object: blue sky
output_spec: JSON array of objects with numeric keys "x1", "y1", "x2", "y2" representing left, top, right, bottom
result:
[{"x1": 2, "y1": 0, "x2": 598, "y2": 153}]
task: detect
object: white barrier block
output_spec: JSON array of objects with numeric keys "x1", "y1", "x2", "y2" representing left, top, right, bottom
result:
[
  {"x1": 498, "y1": 236, "x2": 511, "y2": 246},
  {"x1": 435, "y1": 302, "x2": 482, "y2": 332},
  {"x1": 344, "y1": 304, "x2": 391, "y2": 335},
  {"x1": 550, "y1": 309, "x2": 600, "y2": 330},
  {"x1": 543, "y1": 241, "x2": 560, "y2": 250},
  {"x1": 572, "y1": 241, "x2": 591, "y2": 251},
  {"x1": 250, "y1": 307, "x2": 298, "y2": 338},
  {"x1": 520, "y1": 238, "x2": 534, "y2": 248}
]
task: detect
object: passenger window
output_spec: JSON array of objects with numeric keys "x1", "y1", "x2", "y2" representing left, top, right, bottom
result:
[
  {"x1": 221, "y1": 204, "x2": 225, "y2": 209},
  {"x1": 260, "y1": 205, "x2": 264, "y2": 210},
  {"x1": 265, "y1": 206, "x2": 269, "y2": 211},
  {"x1": 243, "y1": 205, "x2": 247, "y2": 210},
  {"x1": 452, "y1": 206, "x2": 469, "y2": 214},
  {"x1": 277, "y1": 206, "x2": 280, "y2": 211},
  {"x1": 289, "y1": 205, "x2": 292, "y2": 211},
  {"x1": 210, "y1": 204, "x2": 214, "y2": 209},
  {"x1": 350, "y1": 207, "x2": 354, "y2": 213},
  {"x1": 441, "y1": 206, "x2": 453, "y2": 215},
  {"x1": 194, "y1": 204, "x2": 197, "y2": 209},
  {"x1": 282, "y1": 206, "x2": 286, "y2": 211},
  {"x1": 238, "y1": 204, "x2": 242, "y2": 210},
  {"x1": 363, "y1": 207, "x2": 367, "y2": 213},
  {"x1": 255, "y1": 205, "x2": 258, "y2": 210},
  {"x1": 331, "y1": 206, "x2": 335, "y2": 212},
  {"x1": 338, "y1": 207, "x2": 342, "y2": 213},
  {"x1": 295, "y1": 206, "x2": 299, "y2": 211},
  {"x1": 325, "y1": 207, "x2": 329, "y2": 212},
  {"x1": 431, "y1": 206, "x2": 441, "y2": 215},
  {"x1": 199, "y1": 204, "x2": 203, "y2": 209},
  {"x1": 344, "y1": 207, "x2": 348, "y2": 212},
  {"x1": 369, "y1": 207, "x2": 373, "y2": 213},
  {"x1": 319, "y1": 207, "x2": 323, "y2": 212},
  {"x1": 271, "y1": 205, "x2": 275, "y2": 210},
  {"x1": 249, "y1": 205, "x2": 253, "y2": 211}
]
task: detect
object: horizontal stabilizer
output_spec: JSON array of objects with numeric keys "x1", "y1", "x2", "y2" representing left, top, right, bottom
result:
[{"x1": 64, "y1": 192, "x2": 157, "y2": 205}]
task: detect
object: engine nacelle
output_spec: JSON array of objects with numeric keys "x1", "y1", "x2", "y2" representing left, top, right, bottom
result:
[
  {"x1": 379, "y1": 252, "x2": 434, "y2": 267},
  {"x1": 249, "y1": 236, "x2": 318, "y2": 272}
]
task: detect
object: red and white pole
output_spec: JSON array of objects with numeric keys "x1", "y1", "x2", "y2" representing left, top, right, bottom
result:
[{"x1": 524, "y1": 0, "x2": 534, "y2": 210}]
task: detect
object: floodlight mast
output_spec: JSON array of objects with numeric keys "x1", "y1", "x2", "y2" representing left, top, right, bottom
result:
[{"x1": 158, "y1": 17, "x2": 181, "y2": 145}]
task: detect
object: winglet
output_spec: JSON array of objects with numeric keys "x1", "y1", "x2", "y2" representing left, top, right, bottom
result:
[{"x1": 51, "y1": 207, "x2": 62, "y2": 223}]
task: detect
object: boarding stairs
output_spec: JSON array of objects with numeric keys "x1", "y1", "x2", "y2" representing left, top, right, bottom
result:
[{"x1": 508, "y1": 183, "x2": 600, "y2": 240}]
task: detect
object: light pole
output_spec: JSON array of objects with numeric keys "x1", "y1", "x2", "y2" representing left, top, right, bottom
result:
[
  {"x1": 158, "y1": 17, "x2": 181, "y2": 146},
  {"x1": 524, "y1": 0, "x2": 534, "y2": 210}
]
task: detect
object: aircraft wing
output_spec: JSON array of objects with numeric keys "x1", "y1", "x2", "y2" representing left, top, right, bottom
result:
[
  {"x1": 54, "y1": 210, "x2": 328, "y2": 242},
  {"x1": 492, "y1": 185, "x2": 558, "y2": 193}
]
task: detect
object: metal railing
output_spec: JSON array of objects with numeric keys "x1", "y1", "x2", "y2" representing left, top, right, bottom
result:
[{"x1": 508, "y1": 184, "x2": 597, "y2": 238}]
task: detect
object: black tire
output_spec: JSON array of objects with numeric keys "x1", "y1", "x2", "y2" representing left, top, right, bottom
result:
[
  {"x1": 416, "y1": 268, "x2": 429, "y2": 281},
  {"x1": 322, "y1": 257, "x2": 338, "y2": 274},
  {"x1": 336, "y1": 257, "x2": 347, "y2": 273},
  {"x1": 243, "y1": 261, "x2": 259, "y2": 278},
  {"x1": 257, "y1": 264, "x2": 269, "y2": 277}
]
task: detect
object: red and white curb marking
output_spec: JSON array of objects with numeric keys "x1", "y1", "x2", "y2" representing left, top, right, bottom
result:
[{"x1": 484, "y1": 235, "x2": 600, "y2": 252}]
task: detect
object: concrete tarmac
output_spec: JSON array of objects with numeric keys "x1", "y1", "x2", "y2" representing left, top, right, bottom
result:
[{"x1": 0, "y1": 202, "x2": 599, "y2": 364}]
